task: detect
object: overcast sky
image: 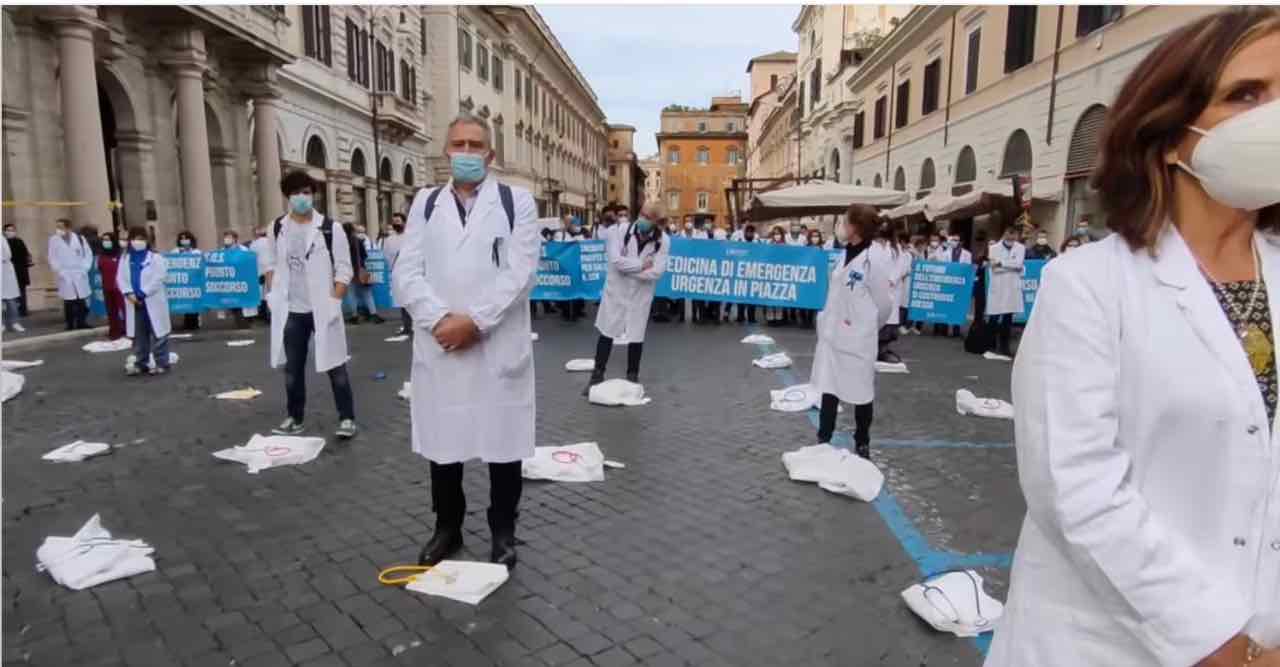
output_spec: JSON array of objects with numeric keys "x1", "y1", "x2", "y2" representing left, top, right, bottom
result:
[{"x1": 537, "y1": 5, "x2": 800, "y2": 157}]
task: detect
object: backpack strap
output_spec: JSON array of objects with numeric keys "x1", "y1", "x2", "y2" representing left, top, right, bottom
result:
[
  {"x1": 498, "y1": 184, "x2": 514, "y2": 232},
  {"x1": 422, "y1": 187, "x2": 444, "y2": 226}
]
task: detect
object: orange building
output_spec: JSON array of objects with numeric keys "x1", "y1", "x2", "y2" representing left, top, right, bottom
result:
[{"x1": 656, "y1": 96, "x2": 748, "y2": 227}]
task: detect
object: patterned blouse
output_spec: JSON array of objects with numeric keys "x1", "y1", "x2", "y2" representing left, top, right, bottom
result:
[{"x1": 1208, "y1": 280, "x2": 1277, "y2": 424}]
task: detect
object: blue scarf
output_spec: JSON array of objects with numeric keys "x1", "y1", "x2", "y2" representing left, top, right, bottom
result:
[{"x1": 128, "y1": 248, "x2": 148, "y2": 298}]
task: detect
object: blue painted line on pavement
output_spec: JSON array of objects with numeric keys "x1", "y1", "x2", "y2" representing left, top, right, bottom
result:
[
  {"x1": 752, "y1": 334, "x2": 1009, "y2": 658},
  {"x1": 878, "y1": 438, "x2": 1013, "y2": 450}
]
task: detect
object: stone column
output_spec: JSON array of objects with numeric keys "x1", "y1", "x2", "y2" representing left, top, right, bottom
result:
[
  {"x1": 51, "y1": 11, "x2": 113, "y2": 231},
  {"x1": 251, "y1": 87, "x2": 284, "y2": 225},
  {"x1": 166, "y1": 29, "x2": 217, "y2": 247}
]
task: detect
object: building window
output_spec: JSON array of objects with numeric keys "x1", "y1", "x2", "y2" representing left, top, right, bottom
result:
[
  {"x1": 525, "y1": 74, "x2": 533, "y2": 110},
  {"x1": 726, "y1": 122, "x2": 736, "y2": 132},
  {"x1": 669, "y1": 191, "x2": 680, "y2": 210},
  {"x1": 399, "y1": 61, "x2": 417, "y2": 103},
  {"x1": 696, "y1": 147, "x2": 710, "y2": 164},
  {"x1": 495, "y1": 120, "x2": 504, "y2": 165},
  {"x1": 728, "y1": 148, "x2": 739, "y2": 165},
  {"x1": 895, "y1": 80, "x2": 910, "y2": 129},
  {"x1": 611, "y1": 139, "x2": 618, "y2": 148},
  {"x1": 696, "y1": 192, "x2": 709, "y2": 211},
  {"x1": 477, "y1": 44, "x2": 489, "y2": 81},
  {"x1": 697, "y1": 121, "x2": 707, "y2": 133},
  {"x1": 873, "y1": 96, "x2": 887, "y2": 139},
  {"x1": 922, "y1": 59, "x2": 941, "y2": 115},
  {"x1": 345, "y1": 19, "x2": 363, "y2": 83},
  {"x1": 1077, "y1": 6, "x2": 1124, "y2": 37},
  {"x1": 853, "y1": 111, "x2": 865, "y2": 148},
  {"x1": 810, "y1": 59, "x2": 821, "y2": 105},
  {"x1": 374, "y1": 41, "x2": 395, "y2": 93},
  {"x1": 799, "y1": 82, "x2": 805, "y2": 116},
  {"x1": 515, "y1": 68, "x2": 522, "y2": 100},
  {"x1": 420, "y1": 16, "x2": 427, "y2": 56},
  {"x1": 608, "y1": 165, "x2": 616, "y2": 176},
  {"x1": 493, "y1": 55, "x2": 503, "y2": 91},
  {"x1": 302, "y1": 6, "x2": 332, "y2": 66},
  {"x1": 965, "y1": 28, "x2": 981, "y2": 94},
  {"x1": 770, "y1": 74, "x2": 778, "y2": 89},
  {"x1": 458, "y1": 28, "x2": 472, "y2": 69},
  {"x1": 669, "y1": 148, "x2": 680, "y2": 164},
  {"x1": 403, "y1": 162, "x2": 415, "y2": 186},
  {"x1": 1005, "y1": 6, "x2": 1037, "y2": 73}
]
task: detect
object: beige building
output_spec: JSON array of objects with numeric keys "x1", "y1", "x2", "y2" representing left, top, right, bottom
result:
[
  {"x1": 744, "y1": 50, "x2": 797, "y2": 182},
  {"x1": 843, "y1": 5, "x2": 1220, "y2": 246},
  {"x1": 605, "y1": 123, "x2": 644, "y2": 217},
  {"x1": 657, "y1": 96, "x2": 748, "y2": 226},
  {"x1": 640, "y1": 155, "x2": 662, "y2": 206}
]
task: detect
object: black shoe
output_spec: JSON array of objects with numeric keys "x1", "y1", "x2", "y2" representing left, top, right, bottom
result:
[
  {"x1": 854, "y1": 443, "x2": 871, "y2": 460},
  {"x1": 417, "y1": 528, "x2": 463, "y2": 566},
  {"x1": 370, "y1": 314, "x2": 386, "y2": 324},
  {"x1": 582, "y1": 373, "x2": 604, "y2": 397},
  {"x1": 487, "y1": 509, "x2": 517, "y2": 570},
  {"x1": 345, "y1": 317, "x2": 359, "y2": 325},
  {"x1": 877, "y1": 350, "x2": 902, "y2": 364},
  {"x1": 625, "y1": 372, "x2": 639, "y2": 383}
]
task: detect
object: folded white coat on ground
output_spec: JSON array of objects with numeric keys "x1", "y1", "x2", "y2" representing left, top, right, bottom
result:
[
  {"x1": 588, "y1": 379, "x2": 650, "y2": 406},
  {"x1": 901, "y1": 570, "x2": 1004, "y2": 637},
  {"x1": 876, "y1": 361, "x2": 909, "y2": 374},
  {"x1": 522, "y1": 443, "x2": 606, "y2": 482},
  {"x1": 2, "y1": 370, "x2": 24, "y2": 402},
  {"x1": 214, "y1": 388, "x2": 262, "y2": 400},
  {"x1": 398, "y1": 381, "x2": 411, "y2": 400},
  {"x1": 982, "y1": 351, "x2": 1012, "y2": 362},
  {"x1": 212, "y1": 434, "x2": 325, "y2": 474},
  {"x1": 83, "y1": 339, "x2": 132, "y2": 353},
  {"x1": 769, "y1": 384, "x2": 821, "y2": 412},
  {"x1": 781, "y1": 443, "x2": 884, "y2": 501},
  {"x1": 43, "y1": 440, "x2": 111, "y2": 462},
  {"x1": 955, "y1": 389, "x2": 1014, "y2": 420},
  {"x1": 1, "y1": 359, "x2": 43, "y2": 370},
  {"x1": 384, "y1": 335, "x2": 409, "y2": 343},
  {"x1": 226, "y1": 339, "x2": 255, "y2": 347},
  {"x1": 36, "y1": 514, "x2": 156, "y2": 591},
  {"x1": 753, "y1": 352, "x2": 792, "y2": 369},
  {"x1": 740, "y1": 334, "x2": 775, "y2": 345},
  {"x1": 564, "y1": 359, "x2": 595, "y2": 372},
  {"x1": 405, "y1": 560, "x2": 509, "y2": 605}
]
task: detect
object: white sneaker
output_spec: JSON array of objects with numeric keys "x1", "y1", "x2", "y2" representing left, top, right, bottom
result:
[
  {"x1": 9, "y1": 323, "x2": 25, "y2": 333},
  {"x1": 897, "y1": 326, "x2": 909, "y2": 335}
]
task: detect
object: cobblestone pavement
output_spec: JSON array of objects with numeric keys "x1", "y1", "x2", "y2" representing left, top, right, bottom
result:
[{"x1": 2, "y1": 309, "x2": 1022, "y2": 666}]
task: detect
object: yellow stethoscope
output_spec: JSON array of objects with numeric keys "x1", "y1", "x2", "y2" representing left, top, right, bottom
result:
[{"x1": 378, "y1": 564, "x2": 448, "y2": 586}]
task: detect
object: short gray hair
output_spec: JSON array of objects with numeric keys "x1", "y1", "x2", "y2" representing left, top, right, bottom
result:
[{"x1": 446, "y1": 113, "x2": 492, "y2": 149}]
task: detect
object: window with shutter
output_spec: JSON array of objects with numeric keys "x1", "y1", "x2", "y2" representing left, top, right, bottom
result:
[
  {"x1": 346, "y1": 19, "x2": 358, "y2": 81},
  {"x1": 965, "y1": 28, "x2": 981, "y2": 94},
  {"x1": 953, "y1": 146, "x2": 977, "y2": 194},
  {"x1": 1000, "y1": 129, "x2": 1033, "y2": 177},
  {"x1": 853, "y1": 112, "x2": 865, "y2": 148},
  {"x1": 922, "y1": 59, "x2": 941, "y2": 115},
  {"x1": 477, "y1": 44, "x2": 489, "y2": 81},
  {"x1": 895, "y1": 81, "x2": 910, "y2": 129},
  {"x1": 458, "y1": 28, "x2": 472, "y2": 69},
  {"x1": 874, "y1": 96, "x2": 887, "y2": 139},
  {"x1": 894, "y1": 167, "x2": 906, "y2": 192},
  {"x1": 1005, "y1": 6, "x2": 1037, "y2": 73},
  {"x1": 1066, "y1": 104, "x2": 1108, "y2": 177},
  {"x1": 493, "y1": 56, "x2": 503, "y2": 91},
  {"x1": 919, "y1": 158, "x2": 936, "y2": 196},
  {"x1": 1077, "y1": 6, "x2": 1124, "y2": 37},
  {"x1": 420, "y1": 17, "x2": 427, "y2": 56}
]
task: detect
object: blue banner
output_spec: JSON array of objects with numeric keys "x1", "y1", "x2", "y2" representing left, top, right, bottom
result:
[
  {"x1": 578, "y1": 240, "x2": 607, "y2": 299},
  {"x1": 907, "y1": 260, "x2": 976, "y2": 326},
  {"x1": 366, "y1": 249, "x2": 396, "y2": 310},
  {"x1": 655, "y1": 238, "x2": 829, "y2": 309},
  {"x1": 531, "y1": 241, "x2": 606, "y2": 301},
  {"x1": 984, "y1": 259, "x2": 1046, "y2": 324},
  {"x1": 88, "y1": 264, "x2": 107, "y2": 318},
  {"x1": 201, "y1": 248, "x2": 261, "y2": 310},
  {"x1": 164, "y1": 252, "x2": 205, "y2": 314}
]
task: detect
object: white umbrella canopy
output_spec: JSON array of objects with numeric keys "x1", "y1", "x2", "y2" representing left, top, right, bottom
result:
[
  {"x1": 923, "y1": 182, "x2": 1061, "y2": 222},
  {"x1": 747, "y1": 182, "x2": 910, "y2": 222}
]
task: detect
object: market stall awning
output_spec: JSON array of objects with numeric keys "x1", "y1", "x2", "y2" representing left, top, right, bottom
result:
[
  {"x1": 924, "y1": 182, "x2": 1060, "y2": 222},
  {"x1": 880, "y1": 191, "x2": 951, "y2": 220},
  {"x1": 746, "y1": 182, "x2": 909, "y2": 222}
]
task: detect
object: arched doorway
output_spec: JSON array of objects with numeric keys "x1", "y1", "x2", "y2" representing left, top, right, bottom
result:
[
  {"x1": 402, "y1": 162, "x2": 414, "y2": 187},
  {"x1": 953, "y1": 146, "x2": 977, "y2": 195},
  {"x1": 350, "y1": 148, "x2": 368, "y2": 229},
  {"x1": 873, "y1": 173, "x2": 882, "y2": 188},
  {"x1": 918, "y1": 158, "x2": 936, "y2": 199},
  {"x1": 305, "y1": 135, "x2": 328, "y2": 214},
  {"x1": 205, "y1": 100, "x2": 233, "y2": 234},
  {"x1": 829, "y1": 148, "x2": 840, "y2": 183},
  {"x1": 1000, "y1": 129, "x2": 1032, "y2": 178},
  {"x1": 96, "y1": 67, "x2": 143, "y2": 236},
  {"x1": 893, "y1": 166, "x2": 906, "y2": 192}
]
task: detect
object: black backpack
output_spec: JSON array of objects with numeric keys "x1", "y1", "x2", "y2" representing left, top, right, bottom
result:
[
  {"x1": 273, "y1": 214, "x2": 361, "y2": 272},
  {"x1": 422, "y1": 184, "x2": 515, "y2": 230}
]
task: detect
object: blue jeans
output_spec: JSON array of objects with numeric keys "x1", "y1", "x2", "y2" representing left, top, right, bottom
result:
[
  {"x1": 353, "y1": 283, "x2": 378, "y2": 317},
  {"x1": 283, "y1": 312, "x2": 354, "y2": 422},
  {"x1": 132, "y1": 303, "x2": 170, "y2": 370},
  {"x1": 2, "y1": 298, "x2": 19, "y2": 329}
]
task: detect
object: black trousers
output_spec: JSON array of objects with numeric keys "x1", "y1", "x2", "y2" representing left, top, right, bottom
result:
[
  {"x1": 401, "y1": 307, "x2": 413, "y2": 332},
  {"x1": 989, "y1": 314, "x2": 1014, "y2": 354},
  {"x1": 669, "y1": 298, "x2": 685, "y2": 321},
  {"x1": 62, "y1": 298, "x2": 88, "y2": 329},
  {"x1": 592, "y1": 334, "x2": 642, "y2": 379},
  {"x1": 429, "y1": 460, "x2": 522, "y2": 531},
  {"x1": 17, "y1": 286, "x2": 28, "y2": 317},
  {"x1": 283, "y1": 312, "x2": 355, "y2": 422},
  {"x1": 817, "y1": 394, "x2": 873, "y2": 449}
]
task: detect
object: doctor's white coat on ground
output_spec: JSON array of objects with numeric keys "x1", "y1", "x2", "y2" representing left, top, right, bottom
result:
[
  {"x1": 810, "y1": 244, "x2": 894, "y2": 406},
  {"x1": 393, "y1": 179, "x2": 540, "y2": 464},
  {"x1": 985, "y1": 231, "x2": 1279, "y2": 667},
  {"x1": 986, "y1": 240, "x2": 1026, "y2": 316},
  {"x1": 265, "y1": 212, "x2": 354, "y2": 373},
  {"x1": 115, "y1": 251, "x2": 171, "y2": 339},
  {"x1": 595, "y1": 223, "x2": 669, "y2": 344}
]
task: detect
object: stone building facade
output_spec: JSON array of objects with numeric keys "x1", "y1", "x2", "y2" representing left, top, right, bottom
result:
[{"x1": 656, "y1": 96, "x2": 748, "y2": 228}]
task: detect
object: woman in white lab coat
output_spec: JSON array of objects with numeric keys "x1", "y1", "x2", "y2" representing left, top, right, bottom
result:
[
  {"x1": 117, "y1": 227, "x2": 172, "y2": 375},
  {"x1": 584, "y1": 202, "x2": 669, "y2": 394},
  {"x1": 811, "y1": 204, "x2": 894, "y2": 459},
  {"x1": 1, "y1": 234, "x2": 21, "y2": 332},
  {"x1": 47, "y1": 218, "x2": 94, "y2": 330},
  {"x1": 987, "y1": 10, "x2": 1280, "y2": 666},
  {"x1": 985, "y1": 226, "x2": 1025, "y2": 356}
]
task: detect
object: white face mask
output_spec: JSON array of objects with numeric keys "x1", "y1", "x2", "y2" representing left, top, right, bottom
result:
[
  {"x1": 1178, "y1": 100, "x2": 1280, "y2": 211},
  {"x1": 3, "y1": 231, "x2": 14, "y2": 239},
  {"x1": 130, "y1": 240, "x2": 147, "y2": 251}
]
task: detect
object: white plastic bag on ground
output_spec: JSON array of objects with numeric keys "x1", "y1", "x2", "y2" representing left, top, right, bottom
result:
[
  {"x1": 226, "y1": 339, "x2": 255, "y2": 347},
  {"x1": 781, "y1": 443, "x2": 884, "y2": 501},
  {"x1": 398, "y1": 382, "x2": 411, "y2": 400},
  {"x1": 955, "y1": 389, "x2": 1014, "y2": 420},
  {"x1": 588, "y1": 379, "x2": 650, "y2": 406},
  {"x1": 982, "y1": 351, "x2": 1012, "y2": 362},
  {"x1": 214, "y1": 388, "x2": 262, "y2": 400},
  {"x1": 212, "y1": 434, "x2": 325, "y2": 474},
  {"x1": 36, "y1": 515, "x2": 155, "y2": 591},
  {"x1": 770, "y1": 384, "x2": 821, "y2": 412},
  {"x1": 2, "y1": 359, "x2": 43, "y2": 370},
  {"x1": 43, "y1": 441, "x2": 111, "y2": 462},
  {"x1": 523, "y1": 443, "x2": 606, "y2": 482},
  {"x1": 83, "y1": 339, "x2": 132, "y2": 353},
  {"x1": 385, "y1": 335, "x2": 410, "y2": 343},
  {"x1": 564, "y1": 359, "x2": 595, "y2": 373},
  {"x1": 405, "y1": 560, "x2": 509, "y2": 605},
  {"x1": 2, "y1": 370, "x2": 24, "y2": 402},
  {"x1": 741, "y1": 334, "x2": 775, "y2": 345},
  {"x1": 901, "y1": 570, "x2": 1004, "y2": 637},
  {"x1": 753, "y1": 352, "x2": 792, "y2": 369},
  {"x1": 876, "y1": 361, "x2": 909, "y2": 374}
]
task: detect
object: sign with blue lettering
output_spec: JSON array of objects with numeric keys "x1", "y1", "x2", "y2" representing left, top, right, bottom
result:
[
  {"x1": 201, "y1": 249, "x2": 260, "y2": 310},
  {"x1": 984, "y1": 259, "x2": 1046, "y2": 324},
  {"x1": 907, "y1": 260, "x2": 976, "y2": 326},
  {"x1": 88, "y1": 264, "x2": 107, "y2": 318},
  {"x1": 164, "y1": 252, "x2": 204, "y2": 314},
  {"x1": 532, "y1": 240, "x2": 606, "y2": 301},
  {"x1": 365, "y1": 248, "x2": 396, "y2": 310},
  {"x1": 655, "y1": 237, "x2": 829, "y2": 309}
]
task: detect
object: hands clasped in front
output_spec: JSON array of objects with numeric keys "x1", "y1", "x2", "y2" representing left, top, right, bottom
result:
[{"x1": 433, "y1": 313, "x2": 480, "y2": 353}]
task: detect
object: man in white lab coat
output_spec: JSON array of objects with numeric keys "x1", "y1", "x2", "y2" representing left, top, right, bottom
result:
[
  {"x1": 986, "y1": 226, "x2": 1026, "y2": 356},
  {"x1": 265, "y1": 170, "x2": 357, "y2": 440},
  {"x1": 249, "y1": 226, "x2": 273, "y2": 323},
  {"x1": 583, "y1": 202, "x2": 670, "y2": 395},
  {"x1": 552, "y1": 214, "x2": 588, "y2": 321},
  {"x1": 47, "y1": 218, "x2": 94, "y2": 330},
  {"x1": 393, "y1": 114, "x2": 540, "y2": 570},
  {"x1": 381, "y1": 212, "x2": 411, "y2": 335}
]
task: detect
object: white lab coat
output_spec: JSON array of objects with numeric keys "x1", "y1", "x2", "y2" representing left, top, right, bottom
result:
[
  {"x1": 2, "y1": 238, "x2": 19, "y2": 300},
  {"x1": 895, "y1": 246, "x2": 916, "y2": 309},
  {"x1": 393, "y1": 179, "x2": 540, "y2": 464},
  {"x1": 986, "y1": 229, "x2": 1280, "y2": 667},
  {"x1": 873, "y1": 241, "x2": 903, "y2": 325},
  {"x1": 115, "y1": 251, "x2": 171, "y2": 338},
  {"x1": 48, "y1": 233, "x2": 93, "y2": 300},
  {"x1": 596, "y1": 224, "x2": 669, "y2": 343},
  {"x1": 810, "y1": 245, "x2": 894, "y2": 405},
  {"x1": 712, "y1": 228, "x2": 729, "y2": 241},
  {"x1": 986, "y1": 241, "x2": 1026, "y2": 316},
  {"x1": 787, "y1": 233, "x2": 806, "y2": 246},
  {"x1": 926, "y1": 245, "x2": 948, "y2": 262},
  {"x1": 265, "y1": 211, "x2": 353, "y2": 373},
  {"x1": 380, "y1": 232, "x2": 405, "y2": 272},
  {"x1": 687, "y1": 229, "x2": 711, "y2": 240},
  {"x1": 249, "y1": 236, "x2": 273, "y2": 277}
]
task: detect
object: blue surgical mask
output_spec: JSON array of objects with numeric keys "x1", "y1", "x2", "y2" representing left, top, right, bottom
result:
[
  {"x1": 289, "y1": 194, "x2": 313, "y2": 216},
  {"x1": 635, "y1": 218, "x2": 654, "y2": 234},
  {"x1": 101, "y1": 240, "x2": 113, "y2": 250},
  {"x1": 450, "y1": 153, "x2": 487, "y2": 183}
]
